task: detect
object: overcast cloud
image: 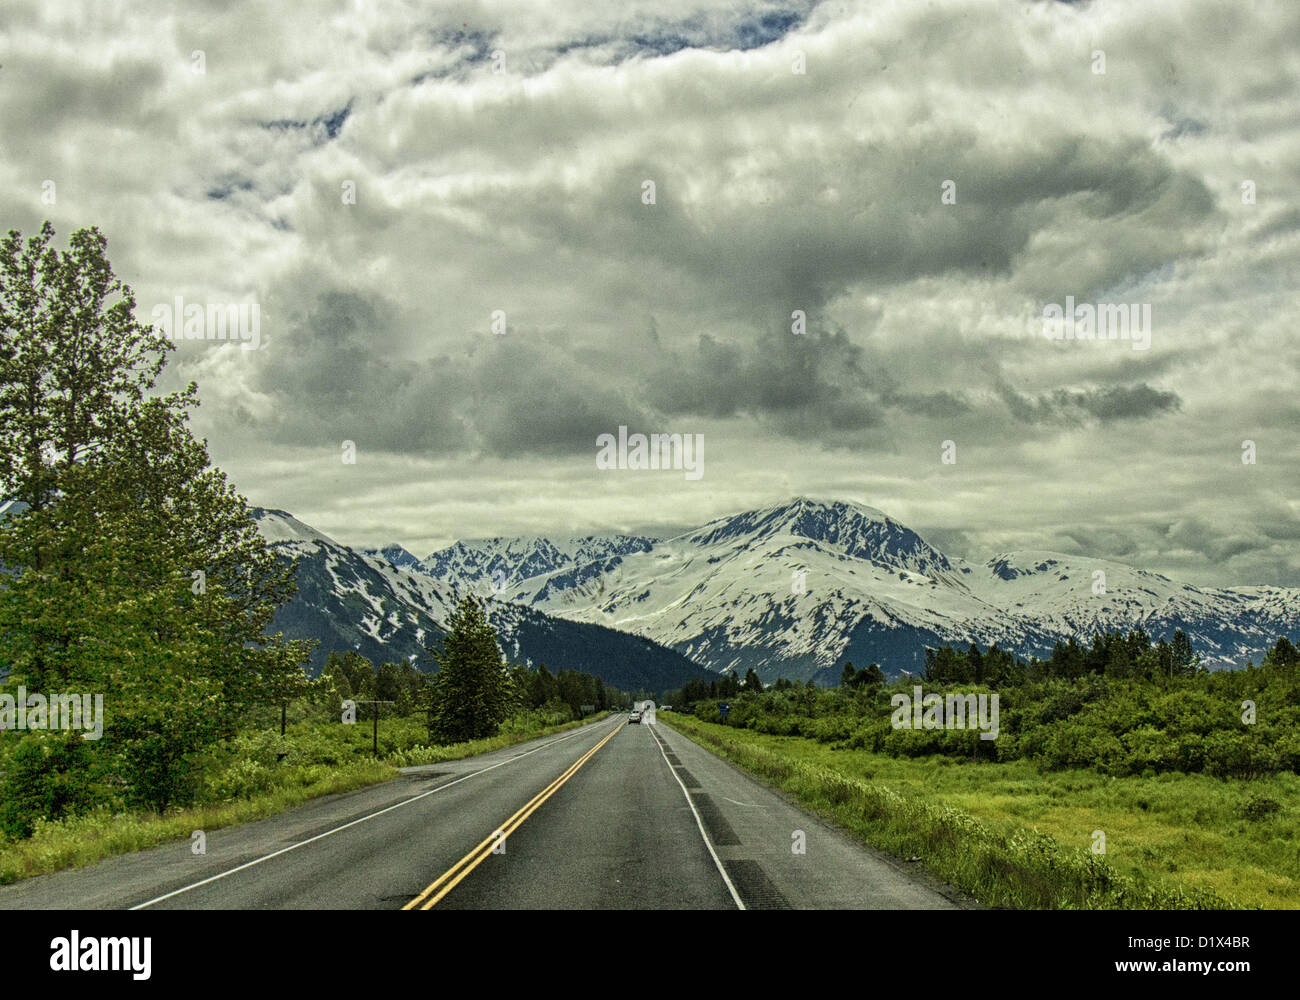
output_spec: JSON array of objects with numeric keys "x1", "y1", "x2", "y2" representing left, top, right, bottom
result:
[{"x1": 2, "y1": 0, "x2": 1297, "y2": 584}]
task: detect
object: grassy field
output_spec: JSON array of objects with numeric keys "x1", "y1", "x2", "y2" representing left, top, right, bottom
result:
[
  {"x1": 660, "y1": 712, "x2": 1300, "y2": 909},
  {"x1": 0, "y1": 711, "x2": 611, "y2": 885}
]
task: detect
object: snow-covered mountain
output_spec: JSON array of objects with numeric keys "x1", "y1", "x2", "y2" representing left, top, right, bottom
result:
[
  {"x1": 360, "y1": 543, "x2": 423, "y2": 572},
  {"x1": 387, "y1": 497, "x2": 1300, "y2": 682},
  {"x1": 250, "y1": 508, "x2": 708, "y2": 692},
  {"x1": 420, "y1": 535, "x2": 656, "y2": 588}
]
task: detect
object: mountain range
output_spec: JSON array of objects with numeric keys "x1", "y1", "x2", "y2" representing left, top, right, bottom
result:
[
  {"x1": 8, "y1": 496, "x2": 1295, "y2": 687},
  {"x1": 324, "y1": 497, "x2": 1300, "y2": 684},
  {"x1": 253, "y1": 509, "x2": 708, "y2": 691}
]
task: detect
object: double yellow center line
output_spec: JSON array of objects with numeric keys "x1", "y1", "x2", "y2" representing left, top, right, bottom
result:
[{"x1": 403, "y1": 720, "x2": 625, "y2": 910}]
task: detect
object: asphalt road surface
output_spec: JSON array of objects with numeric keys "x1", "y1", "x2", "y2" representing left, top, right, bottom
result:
[{"x1": 0, "y1": 717, "x2": 968, "y2": 910}]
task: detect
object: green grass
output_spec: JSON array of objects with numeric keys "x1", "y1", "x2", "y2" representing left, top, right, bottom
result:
[
  {"x1": 384, "y1": 711, "x2": 611, "y2": 767},
  {"x1": 0, "y1": 711, "x2": 612, "y2": 885},
  {"x1": 660, "y1": 712, "x2": 1300, "y2": 909},
  {"x1": 256, "y1": 709, "x2": 612, "y2": 771},
  {"x1": 0, "y1": 759, "x2": 396, "y2": 885}
]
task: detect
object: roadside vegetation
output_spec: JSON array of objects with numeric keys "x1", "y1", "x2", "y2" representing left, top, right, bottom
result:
[
  {"x1": 0, "y1": 708, "x2": 612, "y2": 885},
  {"x1": 0, "y1": 581, "x2": 624, "y2": 883},
  {"x1": 0, "y1": 625, "x2": 620, "y2": 884},
  {"x1": 666, "y1": 633, "x2": 1300, "y2": 779}
]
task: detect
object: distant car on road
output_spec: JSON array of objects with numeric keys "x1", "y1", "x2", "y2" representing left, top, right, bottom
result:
[{"x1": 628, "y1": 711, "x2": 641, "y2": 724}]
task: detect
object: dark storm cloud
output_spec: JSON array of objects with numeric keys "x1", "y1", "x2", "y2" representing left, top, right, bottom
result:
[
  {"x1": 997, "y1": 381, "x2": 1181, "y2": 425},
  {"x1": 1076, "y1": 384, "x2": 1182, "y2": 422},
  {"x1": 643, "y1": 327, "x2": 887, "y2": 433},
  {"x1": 247, "y1": 287, "x2": 653, "y2": 457},
  {"x1": 0, "y1": 56, "x2": 165, "y2": 142},
  {"x1": 640, "y1": 324, "x2": 980, "y2": 442},
  {"x1": 1251, "y1": 207, "x2": 1300, "y2": 243},
  {"x1": 542, "y1": 128, "x2": 1219, "y2": 331},
  {"x1": 466, "y1": 340, "x2": 659, "y2": 457}
]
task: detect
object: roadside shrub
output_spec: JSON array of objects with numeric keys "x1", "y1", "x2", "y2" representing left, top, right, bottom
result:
[
  {"x1": 683, "y1": 661, "x2": 1300, "y2": 780},
  {"x1": 209, "y1": 758, "x2": 276, "y2": 801},
  {"x1": 1203, "y1": 732, "x2": 1278, "y2": 780},
  {"x1": 804, "y1": 716, "x2": 853, "y2": 743},
  {"x1": 0, "y1": 733, "x2": 99, "y2": 839},
  {"x1": 1120, "y1": 726, "x2": 1174, "y2": 775},
  {"x1": 1239, "y1": 793, "x2": 1282, "y2": 822}
]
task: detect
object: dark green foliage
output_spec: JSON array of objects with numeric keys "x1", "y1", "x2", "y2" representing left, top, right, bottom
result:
[
  {"x1": 663, "y1": 670, "x2": 739, "y2": 710},
  {"x1": 0, "y1": 222, "x2": 311, "y2": 826},
  {"x1": 315, "y1": 650, "x2": 431, "y2": 720},
  {"x1": 425, "y1": 596, "x2": 519, "y2": 742},
  {"x1": 696, "y1": 630, "x2": 1300, "y2": 780},
  {"x1": 839, "y1": 661, "x2": 885, "y2": 688},
  {"x1": 1263, "y1": 636, "x2": 1300, "y2": 671},
  {"x1": 0, "y1": 734, "x2": 98, "y2": 838},
  {"x1": 114, "y1": 709, "x2": 211, "y2": 812},
  {"x1": 1239, "y1": 793, "x2": 1282, "y2": 821},
  {"x1": 924, "y1": 643, "x2": 1018, "y2": 685},
  {"x1": 510, "y1": 662, "x2": 630, "y2": 717}
]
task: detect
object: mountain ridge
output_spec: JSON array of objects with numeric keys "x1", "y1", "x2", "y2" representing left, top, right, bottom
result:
[
  {"x1": 249, "y1": 507, "x2": 708, "y2": 691},
  {"x1": 354, "y1": 496, "x2": 1300, "y2": 680}
]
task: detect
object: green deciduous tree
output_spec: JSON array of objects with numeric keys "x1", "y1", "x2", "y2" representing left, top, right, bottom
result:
[{"x1": 0, "y1": 222, "x2": 311, "y2": 815}]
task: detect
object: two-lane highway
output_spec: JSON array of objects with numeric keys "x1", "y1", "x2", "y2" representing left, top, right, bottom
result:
[{"x1": 0, "y1": 716, "x2": 966, "y2": 910}]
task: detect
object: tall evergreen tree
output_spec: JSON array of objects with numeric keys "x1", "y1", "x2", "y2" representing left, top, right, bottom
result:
[
  {"x1": 1263, "y1": 636, "x2": 1300, "y2": 672},
  {"x1": 1170, "y1": 629, "x2": 1198, "y2": 678},
  {"x1": 426, "y1": 596, "x2": 518, "y2": 742}
]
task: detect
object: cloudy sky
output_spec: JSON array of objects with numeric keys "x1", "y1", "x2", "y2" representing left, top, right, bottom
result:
[{"x1": 2, "y1": 0, "x2": 1298, "y2": 585}]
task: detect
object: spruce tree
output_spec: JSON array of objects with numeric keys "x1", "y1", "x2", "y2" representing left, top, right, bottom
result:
[
  {"x1": 426, "y1": 596, "x2": 518, "y2": 742},
  {"x1": 1170, "y1": 629, "x2": 1197, "y2": 678}
]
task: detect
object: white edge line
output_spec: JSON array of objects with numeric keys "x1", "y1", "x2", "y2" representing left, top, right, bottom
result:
[
  {"x1": 130, "y1": 719, "x2": 621, "y2": 910},
  {"x1": 650, "y1": 726, "x2": 746, "y2": 911}
]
